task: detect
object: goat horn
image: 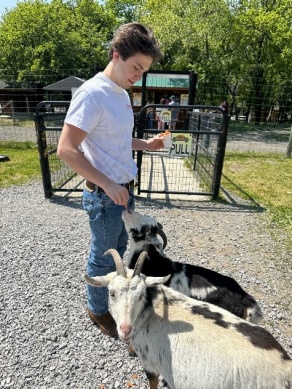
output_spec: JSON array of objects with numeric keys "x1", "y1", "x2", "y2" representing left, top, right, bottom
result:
[
  {"x1": 132, "y1": 251, "x2": 148, "y2": 278},
  {"x1": 104, "y1": 249, "x2": 126, "y2": 277},
  {"x1": 157, "y1": 223, "x2": 167, "y2": 249}
]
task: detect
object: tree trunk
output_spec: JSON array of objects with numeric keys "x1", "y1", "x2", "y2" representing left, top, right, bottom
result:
[{"x1": 287, "y1": 126, "x2": 292, "y2": 158}]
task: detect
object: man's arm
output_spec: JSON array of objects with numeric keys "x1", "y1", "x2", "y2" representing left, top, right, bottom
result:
[
  {"x1": 132, "y1": 133, "x2": 164, "y2": 151},
  {"x1": 57, "y1": 123, "x2": 130, "y2": 208}
]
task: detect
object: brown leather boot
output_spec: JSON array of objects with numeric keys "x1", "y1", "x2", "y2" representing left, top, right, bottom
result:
[{"x1": 87, "y1": 309, "x2": 118, "y2": 338}]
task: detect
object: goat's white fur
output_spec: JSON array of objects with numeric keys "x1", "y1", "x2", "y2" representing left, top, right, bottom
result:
[
  {"x1": 85, "y1": 262, "x2": 291, "y2": 389},
  {"x1": 122, "y1": 210, "x2": 263, "y2": 324},
  {"x1": 122, "y1": 210, "x2": 164, "y2": 259}
]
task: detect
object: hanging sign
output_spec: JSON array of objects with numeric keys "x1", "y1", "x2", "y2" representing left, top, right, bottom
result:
[
  {"x1": 133, "y1": 93, "x2": 142, "y2": 106},
  {"x1": 180, "y1": 94, "x2": 189, "y2": 106},
  {"x1": 160, "y1": 110, "x2": 172, "y2": 122},
  {"x1": 169, "y1": 133, "x2": 192, "y2": 157}
]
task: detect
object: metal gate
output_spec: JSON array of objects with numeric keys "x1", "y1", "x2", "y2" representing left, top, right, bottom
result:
[
  {"x1": 35, "y1": 101, "x2": 83, "y2": 198},
  {"x1": 35, "y1": 101, "x2": 229, "y2": 199},
  {"x1": 135, "y1": 105, "x2": 230, "y2": 198}
]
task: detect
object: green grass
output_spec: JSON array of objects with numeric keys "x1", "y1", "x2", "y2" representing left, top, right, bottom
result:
[
  {"x1": 221, "y1": 151, "x2": 292, "y2": 247},
  {"x1": 0, "y1": 141, "x2": 41, "y2": 188},
  {"x1": 0, "y1": 117, "x2": 35, "y2": 127}
]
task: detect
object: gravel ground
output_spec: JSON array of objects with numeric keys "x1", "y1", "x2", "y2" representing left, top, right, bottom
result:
[{"x1": 0, "y1": 182, "x2": 291, "y2": 389}]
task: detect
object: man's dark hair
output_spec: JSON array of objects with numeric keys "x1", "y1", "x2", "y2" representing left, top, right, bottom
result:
[{"x1": 109, "y1": 22, "x2": 162, "y2": 63}]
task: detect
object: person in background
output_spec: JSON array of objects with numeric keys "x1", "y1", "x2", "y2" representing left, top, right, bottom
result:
[
  {"x1": 57, "y1": 22, "x2": 164, "y2": 338},
  {"x1": 220, "y1": 100, "x2": 229, "y2": 114},
  {"x1": 146, "y1": 100, "x2": 155, "y2": 128},
  {"x1": 156, "y1": 97, "x2": 166, "y2": 130},
  {"x1": 168, "y1": 95, "x2": 180, "y2": 130}
]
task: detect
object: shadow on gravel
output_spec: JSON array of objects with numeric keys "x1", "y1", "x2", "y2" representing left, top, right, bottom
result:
[
  {"x1": 46, "y1": 186, "x2": 265, "y2": 215},
  {"x1": 219, "y1": 188, "x2": 265, "y2": 212},
  {"x1": 48, "y1": 195, "x2": 83, "y2": 210},
  {"x1": 135, "y1": 189, "x2": 265, "y2": 214}
]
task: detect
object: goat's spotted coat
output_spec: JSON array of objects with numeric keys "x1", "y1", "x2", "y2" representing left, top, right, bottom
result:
[
  {"x1": 85, "y1": 250, "x2": 292, "y2": 389},
  {"x1": 122, "y1": 210, "x2": 263, "y2": 323}
]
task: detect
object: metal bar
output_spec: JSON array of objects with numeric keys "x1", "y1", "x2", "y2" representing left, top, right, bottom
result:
[
  {"x1": 35, "y1": 108, "x2": 53, "y2": 198},
  {"x1": 212, "y1": 113, "x2": 230, "y2": 198}
]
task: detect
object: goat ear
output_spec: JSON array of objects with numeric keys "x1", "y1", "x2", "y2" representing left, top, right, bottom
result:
[
  {"x1": 144, "y1": 274, "x2": 171, "y2": 286},
  {"x1": 84, "y1": 273, "x2": 113, "y2": 287}
]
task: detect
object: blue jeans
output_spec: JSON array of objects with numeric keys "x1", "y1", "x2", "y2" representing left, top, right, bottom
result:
[{"x1": 82, "y1": 188, "x2": 135, "y2": 316}]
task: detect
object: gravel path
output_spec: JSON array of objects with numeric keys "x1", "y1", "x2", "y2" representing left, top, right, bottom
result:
[
  {"x1": 0, "y1": 182, "x2": 291, "y2": 389},
  {"x1": 226, "y1": 128, "x2": 290, "y2": 153}
]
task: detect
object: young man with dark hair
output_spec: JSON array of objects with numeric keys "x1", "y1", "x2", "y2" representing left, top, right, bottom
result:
[{"x1": 57, "y1": 22, "x2": 164, "y2": 337}]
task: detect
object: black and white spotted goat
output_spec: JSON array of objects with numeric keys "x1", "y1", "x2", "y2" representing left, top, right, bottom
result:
[
  {"x1": 122, "y1": 210, "x2": 263, "y2": 324},
  {"x1": 85, "y1": 249, "x2": 292, "y2": 389}
]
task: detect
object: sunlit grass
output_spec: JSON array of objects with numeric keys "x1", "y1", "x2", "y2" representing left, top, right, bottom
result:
[
  {"x1": 0, "y1": 117, "x2": 34, "y2": 127},
  {"x1": 0, "y1": 141, "x2": 41, "y2": 188},
  {"x1": 221, "y1": 151, "x2": 292, "y2": 247}
]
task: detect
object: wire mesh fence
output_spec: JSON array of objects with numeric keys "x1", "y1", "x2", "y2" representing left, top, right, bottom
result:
[
  {"x1": 33, "y1": 103, "x2": 229, "y2": 198},
  {"x1": 135, "y1": 106, "x2": 229, "y2": 198},
  {"x1": 1, "y1": 115, "x2": 290, "y2": 156},
  {"x1": 226, "y1": 122, "x2": 291, "y2": 154},
  {"x1": 0, "y1": 71, "x2": 291, "y2": 156},
  {"x1": 34, "y1": 102, "x2": 84, "y2": 198}
]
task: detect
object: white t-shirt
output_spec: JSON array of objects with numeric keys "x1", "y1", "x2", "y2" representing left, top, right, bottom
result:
[{"x1": 65, "y1": 73, "x2": 137, "y2": 184}]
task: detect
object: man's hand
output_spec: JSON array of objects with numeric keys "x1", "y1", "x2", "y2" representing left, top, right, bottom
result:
[
  {"x1": 146, "y1": 133, "x2": 165, "y2": 151},
  {"x1": 103, "y1": 181, "x2": 130, "y2": 209}
]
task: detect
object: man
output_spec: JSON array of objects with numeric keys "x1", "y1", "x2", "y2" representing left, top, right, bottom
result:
[
  {"x1": 168, "y1": 95, "x2": 180, "y2": 130},
  {"x1": 57, "y1": 22, "x2": 164, "y2": 337}
]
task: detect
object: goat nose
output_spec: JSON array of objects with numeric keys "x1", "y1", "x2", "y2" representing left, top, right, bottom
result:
[{"x1": 120, "y1": 323, "x2": 132, "y2": 336}]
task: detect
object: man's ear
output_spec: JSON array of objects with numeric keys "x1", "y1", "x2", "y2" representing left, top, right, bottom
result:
[{"x1": 112, "y1": 51, "x2": 120, "y2": 62}]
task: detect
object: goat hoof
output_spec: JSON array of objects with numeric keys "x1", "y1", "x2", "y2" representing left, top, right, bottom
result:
[{"x1": 128, "y1": 344, "x2": 137, "y2": 357}]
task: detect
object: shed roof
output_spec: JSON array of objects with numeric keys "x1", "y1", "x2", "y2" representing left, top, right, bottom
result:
[
  {"x1": 133, "y1": 73, "x2": 189, "y2": 88},
  {"x1": 43, "y1": 76, "x2": 86, "y2": 91},
  {"x1": 0, "y1": 80, "x2": 9, "y2": 88}
]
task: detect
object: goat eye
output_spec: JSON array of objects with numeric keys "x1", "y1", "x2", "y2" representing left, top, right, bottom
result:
[{"x1": 109, "y1": 291, "x2": 116, "y2": 298}]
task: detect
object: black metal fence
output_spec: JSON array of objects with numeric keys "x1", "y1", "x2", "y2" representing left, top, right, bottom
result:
[
  {"x1": 34, "y1": 101, "x2": 84, "y2": 198},
  {"x1": 135, "y1": 105, "x2": 229, "y2": 198},
  {"x1": 34, "y1": 102, "x2": 229, "y2": 199}
]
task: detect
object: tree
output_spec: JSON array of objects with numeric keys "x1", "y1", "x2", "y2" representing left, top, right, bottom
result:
[
  {"x1": 0, "y1": 0, "x2": 115, "y2": 86},
  {"x1": 1, "y1": 0, "x2": 291, "y2": 119},
  {"x1": 103, "y1": 0, "x2": 141, "y2": 25},
  {"x1": 137, "y1": 0, "x2": 234, "y2": 103},
  {"x1": 226, "y1": 0, "x2": 292, "y2": 122},
  {"x1": 287, "y1": 127, "x2": 292, "y2": 158},
  {"x1": 135, "y1": 0, "x2": 292, "y2": 114}
]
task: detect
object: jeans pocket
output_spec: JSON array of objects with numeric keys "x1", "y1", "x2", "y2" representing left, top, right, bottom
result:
[{"x1": 82, "y1": 190, "x2": 95, "y2": 217}]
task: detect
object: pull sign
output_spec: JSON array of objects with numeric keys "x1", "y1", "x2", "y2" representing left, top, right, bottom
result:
[
  {"x1": 160, "y1": 110, "x2": 172, "y2": 122},
  {"x1": 169, "y1": 133, "x2": 192, "y2": 157}
]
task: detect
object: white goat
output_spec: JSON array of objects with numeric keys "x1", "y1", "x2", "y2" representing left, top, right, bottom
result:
[
  {"x1": 122, "y1": 210, "x2": 263, "y2": 324},
  {"x1": 85, "y1": 249, "x2": 292, "y2": 389}
]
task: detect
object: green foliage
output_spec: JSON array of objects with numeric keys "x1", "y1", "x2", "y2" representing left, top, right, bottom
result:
[
  {"x1": 0, "y1": 0, "x2": 292, "y2": 116},
  {"x1": 136, "y1": 0, "x2": 292, "y2": 109},
  {"x1": 103, "y1": 0, "x2": 141, "y2": 25},
  {"x1": 0, "y1": 0, "x2": 115, "y2": 86}
]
